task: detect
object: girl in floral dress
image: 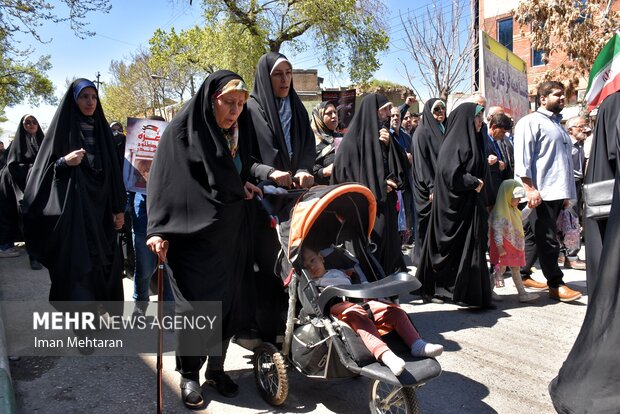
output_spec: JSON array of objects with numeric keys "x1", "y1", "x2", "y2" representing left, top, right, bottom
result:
[{"x1": 489, "y1": 180, "x2": 539, "y2": 302}]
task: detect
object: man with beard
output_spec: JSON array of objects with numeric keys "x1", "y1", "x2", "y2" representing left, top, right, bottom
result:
[{"x1": 514, "y1": 81, "x2": 581, "y2": 302}]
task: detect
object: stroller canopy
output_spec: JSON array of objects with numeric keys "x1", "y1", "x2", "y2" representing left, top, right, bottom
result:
[{"x1": 287, "y1": 184, "x2": 376, "y2": 263}]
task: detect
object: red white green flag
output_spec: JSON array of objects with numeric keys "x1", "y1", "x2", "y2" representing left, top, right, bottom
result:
[{"x1": 585, "y1": 30, "x2": 620, "y2": 111}]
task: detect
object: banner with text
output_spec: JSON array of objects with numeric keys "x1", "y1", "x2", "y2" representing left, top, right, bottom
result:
[
  {"x1": 321, "y1": 89, "x2": 356, "y2": 132},
  {"x1": 479, "y1": 31, "x2": 529, "y2": 123},
  {"x1": 123, "y1": 117, "x2": 169, "y2": 194}
]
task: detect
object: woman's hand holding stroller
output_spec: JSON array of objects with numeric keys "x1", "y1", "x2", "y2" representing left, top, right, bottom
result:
[
  {"x1": 147, "y1": 236, "x2": 169, "y2": 262},
  {"x1": 244, "y1": 181, "x2": 263, "y2": 200}
]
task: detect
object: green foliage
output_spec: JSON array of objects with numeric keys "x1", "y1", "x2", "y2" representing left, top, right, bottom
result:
[
  {"x1": 0, "y1": 0, "x2": 110, "y2": 47},
  {"x1": 198, "y1": 0, "x2": 389, "y2": 83},
  {"x1": 0, "y1": 0, "x2": 111, "y2": 115},
  {"x1": 0, "y1": 45, "x2": 55, "y2": 119},
  {"x1": 101, "y1": 51, "x2": 155, "y2": 123}
]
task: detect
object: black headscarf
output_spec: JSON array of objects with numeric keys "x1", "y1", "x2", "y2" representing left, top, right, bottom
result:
[
  {"x1": 411, "y1": 98, "x2": 446, "y2": 193},
  {"x1": 410, "y1": 98, "x2": 446, "y2": 265},
  {"x1": 22, "y1": 78, "x2": 126, "y2": 301},
  {"x1": 5, "y1": 115, "x2": 44, "y2": 196},
  {"x1": 416, "y1": 102, "x2": 491, "y2": 306},
  {"x1": 331, "y1": 93, "x2": 407, "y2": 203},
  {"x1": 247, "y1": 52, "x2": 315, "y2": 179},
  {"x1": 582, "y1": 91, "x2": 619, "y2": 290},
  {"x1": 147, "y1": 70, "x2": 251, "y2": 238}
]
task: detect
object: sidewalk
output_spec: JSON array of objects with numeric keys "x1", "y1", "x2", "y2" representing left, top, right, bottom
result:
[{"x1": 0, "y1": 245, "x2": 589, "y2": 413}]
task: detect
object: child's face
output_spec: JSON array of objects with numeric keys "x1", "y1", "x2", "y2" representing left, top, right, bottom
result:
[
  {"x1": 511, "y1": 197, "x2": 520, "y2": 207},
  {"x1": 301, "y1": 249, "x2": 326, "y2": 279}
]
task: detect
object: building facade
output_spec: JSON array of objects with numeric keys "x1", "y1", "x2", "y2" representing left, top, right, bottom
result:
[{"x1": 480, "y1": 0, "x2": 619, "y2": 109}]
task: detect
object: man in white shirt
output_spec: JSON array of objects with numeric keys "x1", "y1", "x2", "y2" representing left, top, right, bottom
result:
[{"x1": 513, "y1": 81, "x2": 582, "y2": 302}]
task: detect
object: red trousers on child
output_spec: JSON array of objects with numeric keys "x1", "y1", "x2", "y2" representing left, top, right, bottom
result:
[{"x1": 330, "y1": 300, "x2": 420, "y2": 359}]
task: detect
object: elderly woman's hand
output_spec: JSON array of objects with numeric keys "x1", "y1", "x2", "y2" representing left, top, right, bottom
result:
[
  {"x1": 294, "y1": 171, "x2": 314, "y2": 189},
  {"x1": 269, "y1": 169, "x2": 293, "y2": 188},
  {"x1": 65, "y1": 148, "x2": 86, "y2": 166},
  {"x1": 147, "y1": 236, "x2": 169, "y2": 263},
  {"x1": 243, "y1": 181, "x2": 262, "y2": 200}
]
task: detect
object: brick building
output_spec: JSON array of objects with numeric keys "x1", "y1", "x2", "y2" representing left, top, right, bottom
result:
[
  {"x1": 480, "y1": 0, "x2": 620, "y2": 110},
  {"x1": 292, "y1": 69, "x2": 323, "y2": 101}
]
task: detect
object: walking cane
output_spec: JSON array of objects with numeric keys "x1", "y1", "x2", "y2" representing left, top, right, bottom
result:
[{"x1": 157, "y1": 240, "x2": 168, "y2": 414}]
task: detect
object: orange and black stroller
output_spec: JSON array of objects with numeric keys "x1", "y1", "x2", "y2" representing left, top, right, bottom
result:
[{"x1": 245, "y1": 183, "x2": 441, "y2": 413}]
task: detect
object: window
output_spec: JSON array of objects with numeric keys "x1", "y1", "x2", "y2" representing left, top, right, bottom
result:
[
  {"x1": 575, "y1": 0, "x2": 587, "y2": 24},
  {"x1": 497, "y1": 18, "x2": 513, "y2": 51},
  {"x1": 532, "y1": 48, "x2": 544, "y2": 66}
]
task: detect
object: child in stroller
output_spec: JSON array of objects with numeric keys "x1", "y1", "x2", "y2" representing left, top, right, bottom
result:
[{"x1": 301, "y1": 246, "x2": 443, "y2": 376}]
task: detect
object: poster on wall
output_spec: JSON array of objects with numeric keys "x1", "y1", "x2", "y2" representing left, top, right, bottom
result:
[
  {"x1": 479, "y1": 30, "x2": 529, "y2": 123},
  {"x1": 123, "y1": 117, "x2": 168, "y2": 194},
  {"x1": 321, "y1": 89, "x2": 356, "y2": 133}
]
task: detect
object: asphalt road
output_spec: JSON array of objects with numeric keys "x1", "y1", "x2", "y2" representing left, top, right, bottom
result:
[{"x1": 1, "y1": 246, "x2": 588, "y2": 413}]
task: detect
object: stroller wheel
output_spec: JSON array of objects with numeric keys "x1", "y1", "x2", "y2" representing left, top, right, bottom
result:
[
  {"x1": 253, "y1": 342, "x2": 288, "y2": 406},
  {"x1": 368, "y1": 380, "x2": 419, "y2": 414}
]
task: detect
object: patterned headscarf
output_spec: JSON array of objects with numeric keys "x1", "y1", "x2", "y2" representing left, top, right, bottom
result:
[
  {"x1": 490, "y1": 179, "x2": 525, "y2": 250},
  {"x1": 310, "y1": 101, "x2": 336, "y2": 144},
  {"x1": 214, "y1": 78, "x2": 249, "y2": 158}
]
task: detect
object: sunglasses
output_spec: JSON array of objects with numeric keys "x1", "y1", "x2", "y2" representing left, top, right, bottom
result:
[
  {"x1": 24, "y1": 120, "x2": 38, "y2": 125},
  {"x1": 433, "y1": 106, "x2": 446, "y2": 113}
]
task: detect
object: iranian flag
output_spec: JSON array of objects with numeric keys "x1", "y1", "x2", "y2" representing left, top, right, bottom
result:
[{"x1": 585, "y1": 31, "x2": 620, "y2": 110}]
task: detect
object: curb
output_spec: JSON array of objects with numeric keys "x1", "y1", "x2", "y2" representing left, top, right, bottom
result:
[{"x1": 0, "y1": 302, "x2": 17, "y2": 413}]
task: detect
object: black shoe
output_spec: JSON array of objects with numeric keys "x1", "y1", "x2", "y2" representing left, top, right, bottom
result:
[
  {"x1": 204, "y1": 370, "x2": 239, "y2": 398},
  {"x1": 29, "y1": 258, "x2": 42, "y2": 270},
  {"x1": 180, "y1": 377, "x2": 204, "y2": 409},
  {"x1": 422, "y1": 294, "x2": 444, "y2": 304}
]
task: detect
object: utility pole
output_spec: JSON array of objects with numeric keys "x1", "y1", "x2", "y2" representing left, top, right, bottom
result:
[
  {"x1": 94, "y1": 72, "x2": 102, "y2": 89},
  {"x1": 472, "y1": 0, "x2": 480, "y2": 92}
]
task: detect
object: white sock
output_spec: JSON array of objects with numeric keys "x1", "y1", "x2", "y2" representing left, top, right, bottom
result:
[
  {"x1": 380, "y1": 350, "x2": 406, "y2": 376},
  {"x1": 411, "y1": 339, "x2": 444, "y2": 357}
]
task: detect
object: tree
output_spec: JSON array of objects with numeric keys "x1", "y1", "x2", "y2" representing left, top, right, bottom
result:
[
  {"x1": 198, "y1": 0, "x2": 389, "y2": 83},
  {"x1": 397, "y1": 0, "x2": 474, "y2": 100},
  {"x1": 0, "y1": 33, "x2": 55, "y2": 119},
  {"x1": 515, "y1": 0, "x2": 620, "y2": 88},
  {"x1": 101, "y1": 51, "x2": 159, "y2": 123},
  {"x1": 0, "y1": 0, "x2": 111, "y2": 115},
  {"x1": 0, "y1": 0, "x2": 111, "y2": 48},
  {"x1": 149, "y1": 27, "x2": 206, "y2": 103}
]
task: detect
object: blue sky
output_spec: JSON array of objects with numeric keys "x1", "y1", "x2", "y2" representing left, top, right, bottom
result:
[{"x1": 0, "y1": 0, "x2": 471, "y2": 141}]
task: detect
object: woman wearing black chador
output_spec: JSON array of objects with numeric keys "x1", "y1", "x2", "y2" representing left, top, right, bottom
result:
[
  {"x1": 22, "y1": 79, "x2": 126, "y2": 304},
  {"x1": 415, "y1": 102, "x2": 492, "y2": 308},
  {"x1": 0, "y1": 114, "x2": 44, "y2": 268},
  {"x1": 331, "y1": 93, "x2": 409, "y2": 275},
  {"x1": 147, "y1": 70, "x2": 261, "y2": 409}
]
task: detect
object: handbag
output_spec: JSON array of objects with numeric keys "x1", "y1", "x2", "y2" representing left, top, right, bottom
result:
[
  {"x1": 583, "y1": 179, "x2": 615, "y2": 220},
  {"x1": 556, "y1": 208, "x2": 580, "y2": 252}
]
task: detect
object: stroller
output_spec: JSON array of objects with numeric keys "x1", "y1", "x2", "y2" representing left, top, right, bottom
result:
[{"x1": 246, "y1": 183, "x2": 441, "y2": 413}]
